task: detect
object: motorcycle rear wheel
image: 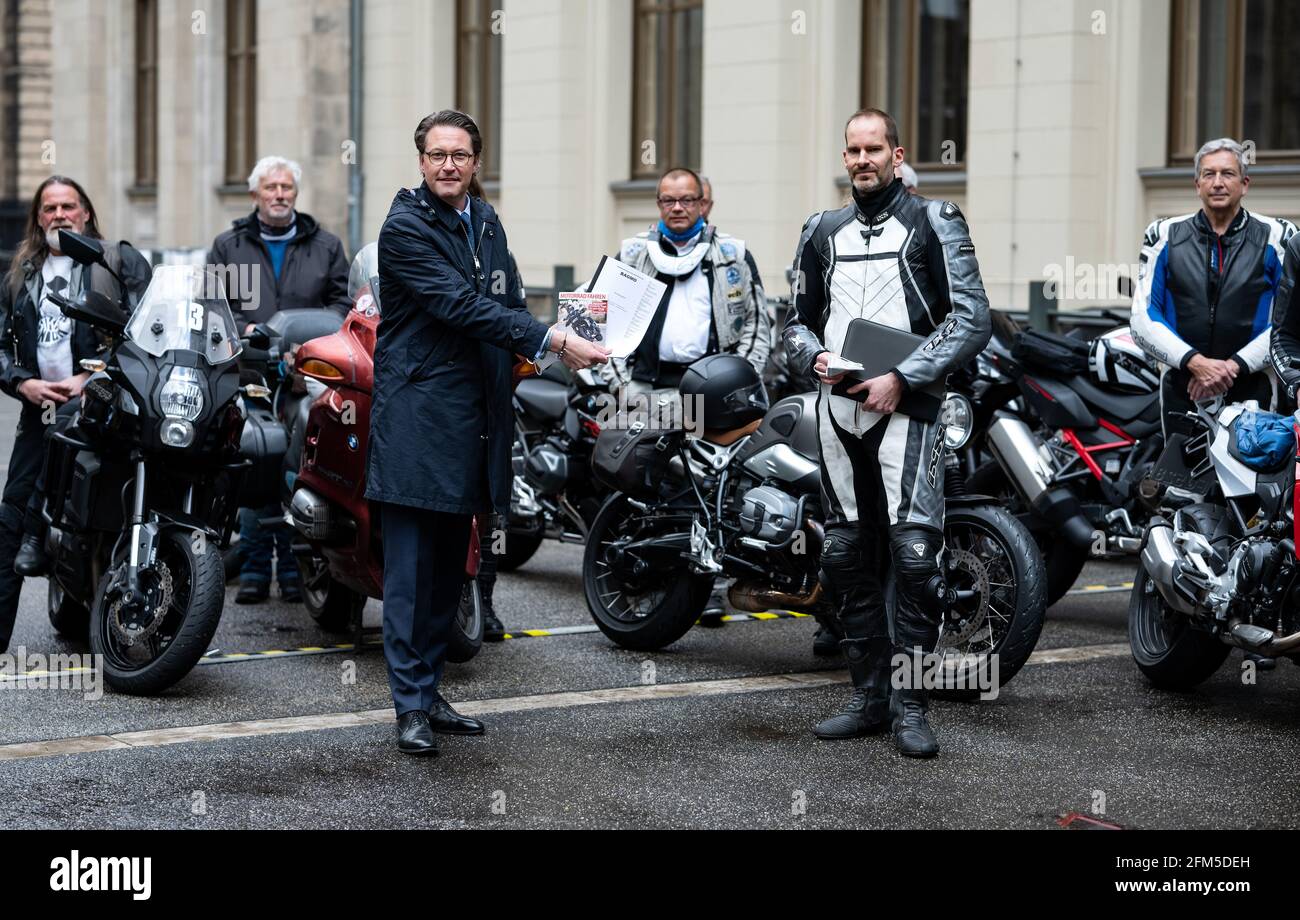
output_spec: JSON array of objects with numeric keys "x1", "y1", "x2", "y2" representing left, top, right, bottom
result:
[
  {"x1": 90, "y1": 528, "x2": 225, "y2": 695},
  {"x1": 583, "y1": 493, "x2": 713, "y2": 651},
  {"x1": 446, "y1": 578, "x2": 484, "y2": 664},
  {"x1": 1128, "y1": 567, "x2": 1229, "y2": 691},
  {"x1": 496, "y1": 531, "x2": 543, "y2": 572},
  {"x1": 47, "y1": 579, "x2": 89, "y2": 642},
  {"x1": 296, "y1": 552, "x2": 365, "y2": 633}
]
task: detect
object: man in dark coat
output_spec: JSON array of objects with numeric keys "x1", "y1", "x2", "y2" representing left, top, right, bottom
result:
[
  {"x1": 0, "y1": 176, "x2": 152, "y2": 651},
  {"x1": 369, "y1": 110, "x2": 607, "y2": 755},
  {"x1": 208, "y1": 155, "x2": 351, "y2": 606}
]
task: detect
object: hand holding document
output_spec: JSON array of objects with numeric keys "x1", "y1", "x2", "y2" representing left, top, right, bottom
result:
[
  {"x1": 825, "y1": 354, "x2": 866, "y2": 378},
  {"x1": 539, "y1": 258, "x2": 668, "y2": 370}
]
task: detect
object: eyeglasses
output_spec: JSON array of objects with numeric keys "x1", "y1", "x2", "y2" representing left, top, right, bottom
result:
[
  {"x1": 657, "y1": 196, "x2": 702, "y2": 209},
  {"x1": 424, "y1": 150, "x2": 474, "y2": 168}
]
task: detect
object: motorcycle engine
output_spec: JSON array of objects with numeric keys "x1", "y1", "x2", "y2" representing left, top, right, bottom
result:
[
  {"x1": 523, "y1": 441, "x2": 572, "y2": 496},
  {"x1": 738, "y1": 485, "x2": 800, "y2": 544}
]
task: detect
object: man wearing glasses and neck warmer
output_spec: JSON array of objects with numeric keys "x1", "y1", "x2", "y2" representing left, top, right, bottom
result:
[{"x1": 604, "y1": 168, "x2": 770, "y2": 397}]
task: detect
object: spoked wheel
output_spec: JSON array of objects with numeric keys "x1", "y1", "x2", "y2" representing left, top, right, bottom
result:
[
  {"x1": 967, "y1": 460, "x2": 1088, "y2": 607},
  {"x1": 89, "y1": 528, "x2": 225, "y2": 695},
  {"x1": 583, "y1": 493, "x2": 713, "y2": 651},
  {"x1": 295, "y1": 551, "x2": 365, "y2": 633},
  {"x1": 926, "y1": 504, "x2": 1047, "y2": 700}
]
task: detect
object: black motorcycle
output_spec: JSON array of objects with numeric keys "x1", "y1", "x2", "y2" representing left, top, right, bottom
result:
[
  {"x1": 500, "y1": 363, "x2": 611, "y2": 571},
  {"x1": 41, "y1": 230, "x2": 252, "y2": 694},
  {"x1": 582, "y1": 379, "x2": 1048, "y2": 699}
]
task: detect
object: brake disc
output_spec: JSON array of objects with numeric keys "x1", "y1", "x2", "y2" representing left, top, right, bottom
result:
[
  {"x1": 937, "y1": 547, "x2": 992, "y2": 649},
  {"x1": 109, "y1": 560, "x2": 174, "y2": 647}
]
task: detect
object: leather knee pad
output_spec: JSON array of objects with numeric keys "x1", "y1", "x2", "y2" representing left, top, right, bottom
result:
[
  {"x1": 890, "y1": 525, "x2": 947, "y2": 637},
  {"x1": 822, "y1": 524, "x2": 888, "y2": 639}
]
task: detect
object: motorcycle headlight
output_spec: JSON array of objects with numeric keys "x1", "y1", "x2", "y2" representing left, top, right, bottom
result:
[
  {"x1": 941, "y1": 393, "x2": 974, "y2": 451},
  {"x1": 159, "y1": 367, "x2": 204, "y2": 421},
  {"x1": 160, "y1": 418, "x2": 195, "y2": 449}
]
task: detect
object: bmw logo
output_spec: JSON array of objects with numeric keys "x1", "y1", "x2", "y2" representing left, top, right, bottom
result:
[{"x1": 347, "y1": 434, "x2": 359, "y2": 451}]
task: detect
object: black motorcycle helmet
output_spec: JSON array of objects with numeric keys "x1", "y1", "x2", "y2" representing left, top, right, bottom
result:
[{"x1": 678, "y1": 354, "x2": 769, "y2": 431}]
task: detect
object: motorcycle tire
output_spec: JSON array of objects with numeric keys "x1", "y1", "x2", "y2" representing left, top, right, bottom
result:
[
  {"x1": 47, "y1": 579, "x2": 89, "y2": 642},
  {"x1": 90, "y1": 528, "x2": 225, "y2": 695},
  {"x1": 967, "y1": 459, "x2": 1088, "y2": 607},
  {"x1": 496, "y1": 531, "x2": 543, "y2": 572},
  {"x1": 296, "y1": 552, "x2": 365, "y2": 634},
  {"x1": 583, "y1": 493, "x2": 714, "y2": 651},
  {"x1": 446, "y1": 578, "x2": 484, "y2": 664},
  {"x1": 1129, "y1": 567, "x2": 1230, "y2": 691},
  {"x1": 925, "y1": 503, "x2": 1047, "y2": 701}
]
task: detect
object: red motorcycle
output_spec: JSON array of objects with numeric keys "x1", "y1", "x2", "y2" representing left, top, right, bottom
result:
[{"x1": 286, "y1": 244, "x2": 487, "y2": 662}]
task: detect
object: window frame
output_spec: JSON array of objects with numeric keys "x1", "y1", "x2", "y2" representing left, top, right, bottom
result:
[
  {"x1": 134, "y1": 0, "x2": 158, "y2": 188},
  {"x1": 630, "y1": 0, "x2": 704, "y2": 180},
  {"x1": 1168, "y1": 0, "x2": 1300, "y2": 166},
  {"x1": 455, "y1": 0, "x2": 502, "y2": 183},
  {"x1": 224, "y1": 0, "x2": 257, "y2": 187},
  {"x1": 860, "y1": 0, "x2": 969, "y2": 171}
]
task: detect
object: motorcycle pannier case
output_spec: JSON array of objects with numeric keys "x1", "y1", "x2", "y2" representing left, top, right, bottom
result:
[
  {"x1": 1011, "y1": 329, "x2": 1090, "y2": 376},
  {"x1": 238, "y1": 404, "x2": 289, "y2": 508},
  {"x1": 591, "y1": 423, "x2": 679, "y2": 498}
]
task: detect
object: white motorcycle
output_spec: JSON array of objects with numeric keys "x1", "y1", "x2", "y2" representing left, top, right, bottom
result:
[{"x1": 1130, "y1": 398, "x2": 1299, "y2": 689}]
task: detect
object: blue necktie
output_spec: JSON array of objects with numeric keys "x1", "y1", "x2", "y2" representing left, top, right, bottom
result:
[{"x1": 459, "y1": 210, "x2": 474, "y2": 251}]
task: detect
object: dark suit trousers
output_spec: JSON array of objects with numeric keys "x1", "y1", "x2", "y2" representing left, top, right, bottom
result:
[{"x1": 380, "y1": 501, "x2": 473, "y2": 716}]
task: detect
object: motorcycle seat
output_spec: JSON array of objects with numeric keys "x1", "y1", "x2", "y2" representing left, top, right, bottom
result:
[
  {"x1": 268, "y1": 308, "x2": 345, "y2": 352},
  {"x1": 515, "y1": 377, "x2": 570, "y2": 422},
  {"x1": 1067, "y1": 374, "x2": 1158, "y2": 422}
]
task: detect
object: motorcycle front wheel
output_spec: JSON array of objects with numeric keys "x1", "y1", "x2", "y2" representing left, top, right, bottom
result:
[
  {"x1": 924, "y1": 503, "x2": 1047, "y2": 701},
  {"x1": 90, "y1": 527, "x2": 225, "y2": 695},
  {"x1": 1128, "y1": 567, "x2": 1229, "y2": 691},
  {"x1": 583, "y1": 493, "x2": 713, "y2": 651}
]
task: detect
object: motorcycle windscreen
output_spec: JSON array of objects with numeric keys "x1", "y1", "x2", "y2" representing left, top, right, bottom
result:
[
  {"x1": 347, "y1": 241, "x2": 381, "y2": 314},
  {"x1": 124, "y1": 264, "x2": 244, "y2": 364}
]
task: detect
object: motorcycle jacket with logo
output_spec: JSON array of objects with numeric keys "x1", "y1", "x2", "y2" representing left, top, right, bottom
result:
[
  {"x1": 783, "y1": 178, "x2": 992, "y2": 437},
  {"x1": 1268, "y1": 230, "x2": 1300, "y2": 401},
  {"x1": 1132, "y1": 208, "x2": 1294, "y2": 381}
]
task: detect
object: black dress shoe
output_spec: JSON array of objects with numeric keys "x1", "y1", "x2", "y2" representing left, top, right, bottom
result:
[
  {"x1": 428, "y1": 694, "x2": 485, "y2": 735},
  {"x1": 396, "y1": 710, "x2": 439, "y2": 755},
  {"x1": 483, "y1": 607, "x2": 505, "y2": 642},
  {"x1": 235, "y1": 582, "x2": 269, "y2": 605},
  {"x1": 13, "y1": 534, "x2": 49, "y2": 577}
]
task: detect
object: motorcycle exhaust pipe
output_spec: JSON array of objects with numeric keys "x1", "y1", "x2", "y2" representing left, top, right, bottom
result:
[
  {"x1": 728, "y1": 581, "x2": 822, "y2": 613},
  {"x1": 987, "y1": 416, "x2": 1053, "y2": 502},
  {"x1": 1140, "y1": 518, "x2": 1198, "y2": 615},
  {"x1": 987, "y1": 416, "x2": 1096, "y2": 549}
]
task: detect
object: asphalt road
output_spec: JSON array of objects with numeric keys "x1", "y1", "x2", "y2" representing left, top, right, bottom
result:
[{"x1": 0, "y1": 401, "x2": 1296, "y2": 830}]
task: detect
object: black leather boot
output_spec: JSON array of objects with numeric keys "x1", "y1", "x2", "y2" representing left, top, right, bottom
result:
[
  {"x1": 13, "y1": 533, "x2": 48, "y2": 577},
  {"x1": 890, "y1": 684, "x2": 939, "y2": 758},
  {"x1": 812, "y1": 637, "x2": 892, "y2": 739}
]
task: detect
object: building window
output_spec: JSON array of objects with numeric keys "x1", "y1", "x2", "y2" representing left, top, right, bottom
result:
[
  {"x1": 1170, "y1": 0, "x2": 1300, "y2": 163},
  {"x1": 861, "y1": 0, "x2": 969, "y2": 168},
  {"x1": 225, "y1": 0, "x2": 257, "y2": 186},
  {"x1": 135, "y1": 0, "x2": 158, "y2": 187},
  {"x1": 631, "y1": 0, "x2": 703, "y2": 179},
  {"x1": 456, "y1": 0, "x2": 503, "y2": 183}
]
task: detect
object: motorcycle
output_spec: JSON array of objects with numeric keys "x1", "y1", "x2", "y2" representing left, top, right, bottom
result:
[
  {"x1": 581, "y1": 375, "x2": 1048, "y2": 698},
  {"x1": 1128, "y1": 398, "x2": 1300, "y2": 689},
  {"x1": 966, "y1": 318, "x2": 1164, "y2": 606},
  {"x1": 224, "y1": 309, "x2": 344, "y2": 582},
  {"x1": 502, "y1": 363, "x2": 611, "y2": 571},
  {"x1": 286, "y1": 243, "x2": 483, "y2": 663},
  {"x1": 41, "y1": 231, "x2": 252, "y2": 694}
]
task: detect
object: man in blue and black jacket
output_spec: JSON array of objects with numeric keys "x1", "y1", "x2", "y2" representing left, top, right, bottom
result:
[{"x1": 1131, "y1": 138, "x2": 1295, "y2": 436}]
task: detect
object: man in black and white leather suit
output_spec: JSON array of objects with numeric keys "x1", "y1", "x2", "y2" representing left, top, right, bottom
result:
[{"x1": 784, "y1": 108, "x2": 992, "y2": 758}]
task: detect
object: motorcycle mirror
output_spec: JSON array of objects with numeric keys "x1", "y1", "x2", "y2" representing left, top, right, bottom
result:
[
  {"x1": 56, "y1": 229, "x2": 106, "y2": 267},
  {"x1": 59, "y1": 290, "x2": 127, "y2": 337}
]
